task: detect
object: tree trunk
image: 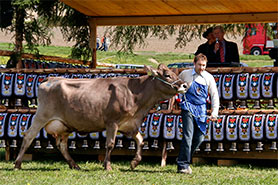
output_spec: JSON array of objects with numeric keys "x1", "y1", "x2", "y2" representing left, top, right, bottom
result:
[{"x1": 15, "y1": 6, "x2": 25, "y2": 69}]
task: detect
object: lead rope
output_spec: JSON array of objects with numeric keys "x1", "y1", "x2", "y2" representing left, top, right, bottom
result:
[{"x1": 152, "y1": 76, "x2": 182, "y2": 89}]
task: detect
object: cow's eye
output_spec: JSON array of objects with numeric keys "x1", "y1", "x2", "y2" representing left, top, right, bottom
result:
[{"x1": 165, "y1": 74, "x2": 171, "y2": 78}]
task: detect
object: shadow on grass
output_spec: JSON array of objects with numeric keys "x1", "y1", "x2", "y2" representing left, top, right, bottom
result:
[
  {"x1": 0, "y1": 167, "x2": 61, "y2": 171},
  {"x1": 0, "y1": 166, "x2": 105, "y2": 172},
  {"x1": 119, "y1": 168, "x2": 174, "y2": 173}
]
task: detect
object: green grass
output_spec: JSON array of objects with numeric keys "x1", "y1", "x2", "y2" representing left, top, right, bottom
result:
[
  {"x1": 0, "y1": 42, "x2": 275, "y2": 67},
  {"x1": 0, "y1": 156, "x2": 277, "y2": 185},
  {"x1": 0, "y1": 149, "x2": 277, "y2": 185}
]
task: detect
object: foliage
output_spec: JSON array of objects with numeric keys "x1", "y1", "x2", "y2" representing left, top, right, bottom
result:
[
  {"x1": 6, "y1": 0, "x2": 53, "y2": 54},
  {"x1": 107, "y1": 24, "x2": 276, "y2": 54},
  {"x1": 0, "y1": 0, "x2": 13, "y2": 28}
]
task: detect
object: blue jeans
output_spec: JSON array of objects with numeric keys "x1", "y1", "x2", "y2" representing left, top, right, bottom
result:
[{"x1": 177, "y1": 110, "x2": 204, "y2": 170}]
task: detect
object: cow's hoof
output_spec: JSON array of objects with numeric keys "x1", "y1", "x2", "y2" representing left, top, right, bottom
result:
[
  {"x1": 14, "y1": 166, "x2": 21, "y2": 170},
  {"x1": 74, "y1": 165, "x2": 81, "y2": 170},
  {"x1": 130, "y1": 160, "x2": 138, "y2": 170},
  {"x1": 70, "y1": 165, "x2": 81, "y2": 170},
  {"x1": 14, "y1": 162, "x2": 22, "y2": 170},
  {"x1": 14, "y1": 167, "x2": 20, "y2": 171},
  {"x1": 105, "y1": 166, "x2": 112, "y2": 171}
]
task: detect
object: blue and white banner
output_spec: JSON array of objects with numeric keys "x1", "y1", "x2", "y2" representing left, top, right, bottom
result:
[
  {"x1": 204, "y1": 118, "x2": 212, "y2": 142},
  {"x1": 148, "y1": 113, "x2": 163, "y2": 138},
  {"x1": 18, "y1": 114, "x2": 32, "y2": 138},
  {"x1": 261, "y1": 73, "x2": 274, "y2": 98},
  {"x1": 1, "y1": 73, "x2": 14, "y2": 97},
  {"x1": 251, "y1": 114, "x2": 265, "y2": 140},
  {"x1": 213, "y1": 115, "x2": 226, "y2": 141},
  {"x1": 249, "y1": 74, "x2": 262, "y2": 99},
  {"x1": 265, "y1": 114, "x2": 277, "y2": 140},
  {"x1": 139, "y1": 114, "x2": 150, "y2": 139},
  {"x1": 222, "y1": 74, "x2": 235, "y2": 100},
  {"x1": 226, "y1": 115, "x2": 239, "y2": 141},
  {"x1": 26, "y1": 74, "x2": 37, "y2": 98},
  {"x1": 163, "y1": 115, "x2": 176, "y2": 140},
  {"x1": 239, "y1": 115, "x2": 252, "y2": 141},
  {"x1": 213, "y1": 74, "x2": 222, "y2": 99},
  {"x1": 236, "y1": 73, "x2": 249, "y2": 99},
  {"x1": 7, "y1": 113, "x2": 21, "y2": 138},
  {"x1": 14, "y1": 73, "x2": 26, "y2": 96},
  {"x1": 0, "y1": 113, "x2": 8, "y2": 138},
  {"x1": 176, "y1": 115, "x2": 183, "y2": 140}
]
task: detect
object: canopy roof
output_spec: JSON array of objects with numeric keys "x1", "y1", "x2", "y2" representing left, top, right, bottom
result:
[{"x1": 61, "y1": 0, "x2": 278, "y2": 25}]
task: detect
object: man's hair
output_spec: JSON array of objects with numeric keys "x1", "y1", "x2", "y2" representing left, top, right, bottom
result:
[
  {"x1": 194, "y1": 53, "x2": 207, "y2": 63},
  {"x1": 213, "y1": 25, "x2": 225, "y2": 33}
]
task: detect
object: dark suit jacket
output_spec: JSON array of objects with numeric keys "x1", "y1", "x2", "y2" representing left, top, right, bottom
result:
[
  {"x1": 195, "y1": 42, "x2": 210, "y2": 56},
  {"x1": 207, "y1": 40, "x2": 240, "y2": 65},
  {"x1": 195, "y1": 42, "x2": 215, "y2": 63}
]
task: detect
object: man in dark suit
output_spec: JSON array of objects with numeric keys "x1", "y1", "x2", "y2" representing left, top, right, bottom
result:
[
  {"x1": 195, "y1": 27, "x2": 215, "y2": 57},
  {"x1": 208, "y1": 26, "x2": 240, "y2": 66}
]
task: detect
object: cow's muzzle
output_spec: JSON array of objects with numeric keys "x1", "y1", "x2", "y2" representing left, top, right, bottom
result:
[{"x1": 177, "y1": 83, "x2": 188, "y2": 94}]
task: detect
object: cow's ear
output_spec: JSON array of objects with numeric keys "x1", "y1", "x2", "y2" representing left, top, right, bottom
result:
[
  {"x1": 157, "y1": 63, "x2": 168, "y2": 70},
  {"x1": 144, "y1": 65, "x2": 158, "y2": 76}
]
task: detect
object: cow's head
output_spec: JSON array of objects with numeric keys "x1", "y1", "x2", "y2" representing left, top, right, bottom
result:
[{"x1": 145, "y1": 64, "x2": 188, "y2": 94}]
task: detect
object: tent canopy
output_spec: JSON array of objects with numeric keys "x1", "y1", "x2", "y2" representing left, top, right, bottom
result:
[{"x1": 60, "y1": 0, "x2": 278, "y2": 25}]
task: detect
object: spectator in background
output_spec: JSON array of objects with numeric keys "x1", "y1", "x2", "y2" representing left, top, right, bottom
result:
[
  {"x1": 96, "y1": 37, "x2": 100, "y2": 50},
  {"x1": 100, "y1": 35, "x2": 107, "y2": 51},
  {"x1": 195, "y1": 27, "x2": 215, "y2": 60},
  {"x1": 106, "y1": 37, "x2": 110, "y2": 51},
  {"x1": 209, "y1": 25, "x2": 240, "y2": 65}
]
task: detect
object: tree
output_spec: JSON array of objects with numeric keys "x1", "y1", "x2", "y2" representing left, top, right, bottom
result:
[
  {"x1": 1, "y1": 0, "x2": 91, "y2": 66},
  {"x1": 106, "y1": 23, "x2": 278, "y2": 53},
  {"x1": 1, "y1": 0, "x2": 54, "y2": 68}
]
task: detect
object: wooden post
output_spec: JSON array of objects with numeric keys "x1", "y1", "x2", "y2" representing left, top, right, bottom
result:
[
  {"x1": 5, "y1": 140, "x2": 10, "y2": 161},
  {"x1": 88, "y1": 18, "x2": 97, "y2": 69}
]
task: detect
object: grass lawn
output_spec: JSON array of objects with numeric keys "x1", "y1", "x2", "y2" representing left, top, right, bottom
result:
[
  {"x1": 0, "y1": 149, "x2": 277, "y2": 185},
  {"x1": 0, "y1": 156, "x2": 277, "y2": 185},
  {"x1": 0, "y1": 42, "x2": 274, "y2": 67}
]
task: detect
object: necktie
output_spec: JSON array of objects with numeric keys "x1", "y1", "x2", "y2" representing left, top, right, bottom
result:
[{"x1": 219, "y1": 42, "x2": 224, "y2": 63}]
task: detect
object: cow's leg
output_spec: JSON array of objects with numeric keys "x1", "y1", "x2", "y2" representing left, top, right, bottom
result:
[
  {"x1": 14, "y1": 115, "x2": 46, "y2": 169},
  {"x1": 45, "y1": 119, "x2": 80, "y2": 170},
  {"x1": 55, "y1": 134, "x2": 80, "y2": 170},
  {"x1": 130, "y1": 131, "x2": 143, "y2": 170},
  {"x1": 103, "y1": 124, "x2": 118, "y2": 170}
]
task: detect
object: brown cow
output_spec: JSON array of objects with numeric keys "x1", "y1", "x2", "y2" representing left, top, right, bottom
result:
[{"x1": 14, "y1": 64, "x2": 188, "y2": 170}]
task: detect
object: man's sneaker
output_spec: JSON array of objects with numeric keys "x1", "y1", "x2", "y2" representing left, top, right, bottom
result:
[{"x1": 177, "y1": 166, "x2": 192, "y2": 174}]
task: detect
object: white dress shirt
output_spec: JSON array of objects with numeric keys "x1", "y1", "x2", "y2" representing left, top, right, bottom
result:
[{"x1": 179, "y1": 68, "x2": 219, "y2": 118}]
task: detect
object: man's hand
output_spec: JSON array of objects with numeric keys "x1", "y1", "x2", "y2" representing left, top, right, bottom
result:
[
  {"x1": 208, "y1": 116, "x2": 217, "y2": 122},
  {"x1": 214, "y1": 42, "x2": 219, "y2": 53}
]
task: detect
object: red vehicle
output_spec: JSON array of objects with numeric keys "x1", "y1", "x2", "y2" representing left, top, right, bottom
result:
[{"x1": 243, "y1": 24, "x2": 271, "y2": 55}]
